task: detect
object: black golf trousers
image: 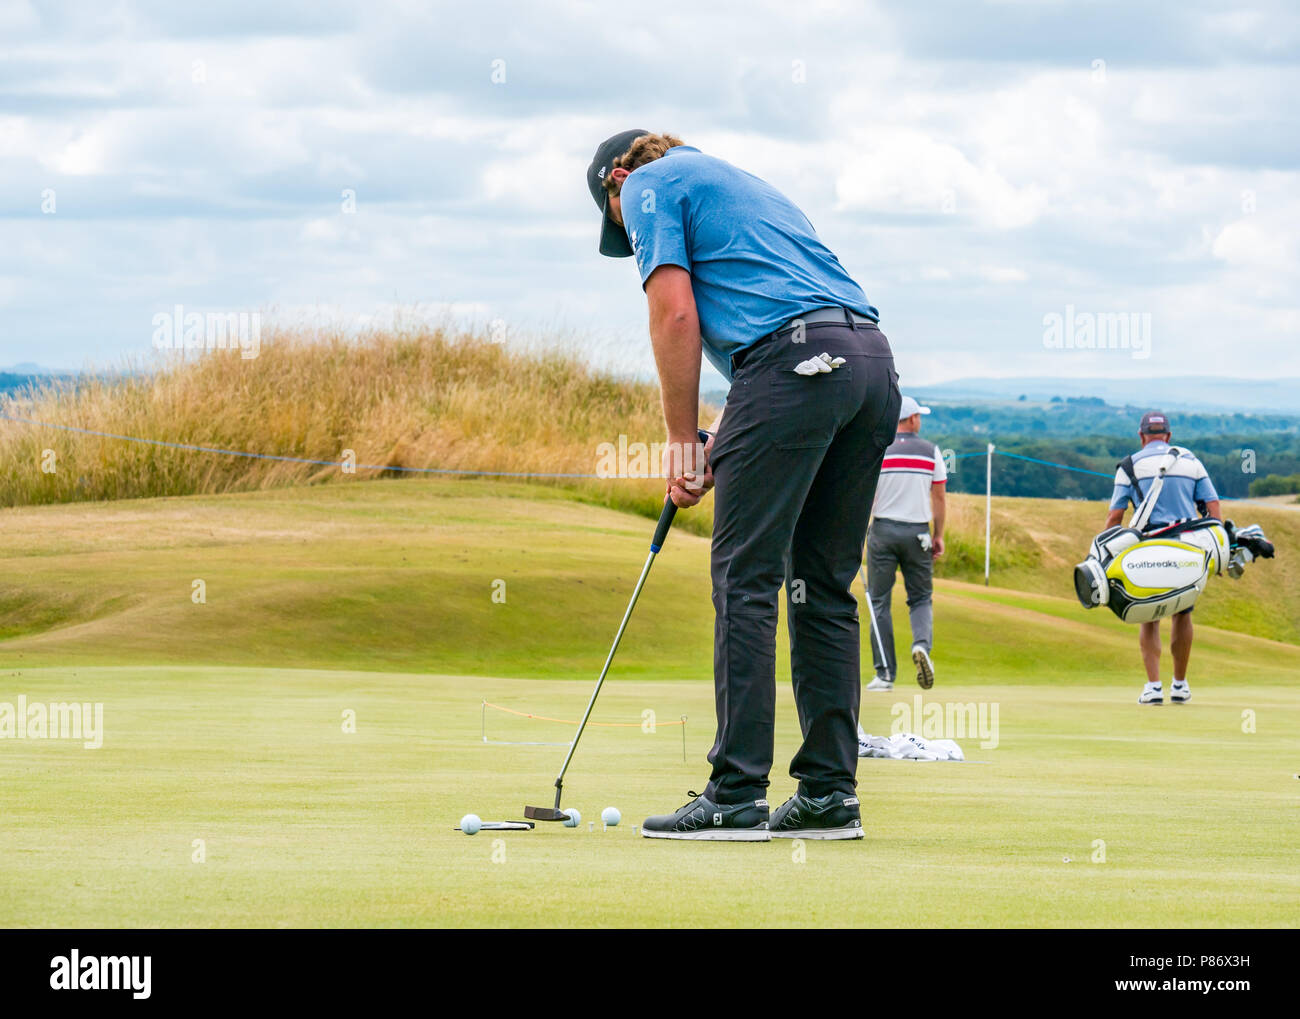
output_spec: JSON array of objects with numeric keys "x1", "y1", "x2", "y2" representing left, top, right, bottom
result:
[{"x1": 704, "y1": 316, "x2": 900, "y2": 803}]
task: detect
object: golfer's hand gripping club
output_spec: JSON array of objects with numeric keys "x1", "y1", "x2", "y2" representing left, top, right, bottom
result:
[{"x1": 665, "y1": 429, "x2": 713, "y2": 510}]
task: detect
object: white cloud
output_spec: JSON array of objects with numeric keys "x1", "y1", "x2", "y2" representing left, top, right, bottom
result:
[
  {"x1": 1212, "y1": 218, "x2": 1292, "y2": 266},
  {"x1": 2, "y1": 0, "x2": 1299, "y2": 383},
  {"x1": 980, "y1": 266, "x2": 1029, "y2": 284}
]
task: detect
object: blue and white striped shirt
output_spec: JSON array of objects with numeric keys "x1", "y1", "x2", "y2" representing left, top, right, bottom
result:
[{"x1": 1109, "y1": 441, "x2": 1219, "y2": 527}]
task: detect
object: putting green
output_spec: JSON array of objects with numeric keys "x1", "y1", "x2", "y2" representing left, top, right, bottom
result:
[
  {"x1": 1, "y1": 666, "x2": 1296, "y2": 928},
  {"x1": 0, "y1": 479, "x2": 1296, "y2": 927}
]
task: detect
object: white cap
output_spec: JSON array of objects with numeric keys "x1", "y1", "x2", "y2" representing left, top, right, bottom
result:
[{"x1": 898, "y1": 395, "x2": 931, "y2": 420}]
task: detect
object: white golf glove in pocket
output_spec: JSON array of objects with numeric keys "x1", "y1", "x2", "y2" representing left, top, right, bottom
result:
[{"x1": 792, "y1": 352, "x2": 847, "y2": 376}]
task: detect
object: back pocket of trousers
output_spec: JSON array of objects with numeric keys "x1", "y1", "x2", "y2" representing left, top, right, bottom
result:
[{"x1": 769, "y1": 368, "x2": 853, "y2": 451}]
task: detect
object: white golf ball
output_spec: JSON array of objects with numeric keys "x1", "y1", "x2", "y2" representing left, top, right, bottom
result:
[
  {"x1": 562, "y1": 808, "x2": 581, "y2": 828},
  {"x1": 601, "y1": 806, "x2": 621, "y2": 827},
  {"x1": 460, "y1": 813, "x2": 482, "y2": 836}
]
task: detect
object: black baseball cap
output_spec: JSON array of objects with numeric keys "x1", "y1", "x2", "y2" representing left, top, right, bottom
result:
[
  {"x1": 586, "y1": 129, "x2": 648, "y2": 258},
  {"x1": 1140, "y1": 411, "x2": 1171, "y2": 434}
]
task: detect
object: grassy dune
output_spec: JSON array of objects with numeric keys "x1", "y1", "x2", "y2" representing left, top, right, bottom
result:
[
  {"x1": 0, "y1": 479, "x2": 1295, "y2": 670},
  {"x1": 941, "y1": 493, "x2": 1300, "y2": 644},
  {"x1": 0, "y1": 326, "x2": 695, "y2": 523}
]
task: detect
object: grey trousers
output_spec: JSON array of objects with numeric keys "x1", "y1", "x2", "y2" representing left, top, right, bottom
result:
[
  {"x1": 866, "y1": 517, "x2": 934, "y2": 680},
  {"x1": 704, "y1": 319, "x2": 900, "y2": 803}
]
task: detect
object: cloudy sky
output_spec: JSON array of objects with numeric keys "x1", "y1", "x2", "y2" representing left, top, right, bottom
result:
[{"x1": 2, "y1": 0, "x2": 1297, "y2": 389}]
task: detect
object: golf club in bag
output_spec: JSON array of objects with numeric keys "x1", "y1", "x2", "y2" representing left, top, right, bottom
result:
[{"x1": 525, "y1": 430, "x2": 709, "y2": 822}]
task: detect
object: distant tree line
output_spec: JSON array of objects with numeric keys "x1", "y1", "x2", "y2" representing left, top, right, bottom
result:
[
  {"x1": 935, "y1": 434, "x2": 1300, "y2": 501},
  {"x1": 925, "y1": 400, "x2": 1299, "y2": 440},
  {"x1": 914, "y1": 399, "x2": 1300, "y2": 501},
  {"x1": 1249, "y1": 473, "x2": 1300, "y2": 497}
]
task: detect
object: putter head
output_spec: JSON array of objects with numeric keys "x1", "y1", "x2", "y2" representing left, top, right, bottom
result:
[{"x1": 523, "y1": 805, "x2": 568, "y2": 822}]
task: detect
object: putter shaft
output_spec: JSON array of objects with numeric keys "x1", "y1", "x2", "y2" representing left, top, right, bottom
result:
[
  {"x1": 535, "y1": 430, "x2": 705, "y2": 815},
  {"x1": 552, "y1": 542, "x2": 659, "y2": 805}
]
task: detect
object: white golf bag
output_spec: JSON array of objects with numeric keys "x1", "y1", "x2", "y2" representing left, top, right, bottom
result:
[{"x1": 1074, "y1": 448, "x2": 1230, "y2": 624}]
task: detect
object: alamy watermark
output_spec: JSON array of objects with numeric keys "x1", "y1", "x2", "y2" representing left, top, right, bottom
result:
[
  {"x1": 892, "y1": 694, "x2": 999, "y2": 749},
  {"x1": 594, "y1": 435, "x2": 706, "y2": 479},
  {"x1": 152, "y1": 305, "x2": 261, "y2": 359},
  {"x1": 1043, "y1": 304, "x2": 1151, "y2": 360},
  {"x1": 0, "y1": 696, "x2": 104, "y2": 749},
  {"x1": 49, "y1": 950, "x2": 150, "y2": 999}
]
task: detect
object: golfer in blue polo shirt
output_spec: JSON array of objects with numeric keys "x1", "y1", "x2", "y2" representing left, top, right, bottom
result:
[{"x1": 587, "y1": 130, "x2": 900, "y2": 841}]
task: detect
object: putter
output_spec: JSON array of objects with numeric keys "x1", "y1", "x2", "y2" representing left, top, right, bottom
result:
[
  {"x1": 454, "y1": 820, "x2": 535, "y2": 832},
  {"x1": 525, "y1": 431, "x2": 707, "y2": 822}
]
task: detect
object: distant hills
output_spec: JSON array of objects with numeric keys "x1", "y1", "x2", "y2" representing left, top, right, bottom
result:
[
  {"x1": 0, "y1": 363, "x2": 62, "y2": 375},
  {"x1": 10, "y1": 363, "x2": 1295, "y2": 413},
  {"x1": 910, "y1": 377, "x2": 1300, "y2": 414},
  {"x1": 0, "y1": 365, "x2": 76, "y2": 396}
]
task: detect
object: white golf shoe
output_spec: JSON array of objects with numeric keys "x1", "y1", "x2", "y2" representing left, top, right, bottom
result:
[
  {"x1": 865, "y1": 676, "x2": 894, "y2": 691},
  {"x1": 1138, "y1": 682, "x2": 1164, "y2": 705},
  {"x1": 1170, "y1": 680, "x2": 1191, "y2": 703}
]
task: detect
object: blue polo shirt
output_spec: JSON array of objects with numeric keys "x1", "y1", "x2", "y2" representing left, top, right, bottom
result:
[{"x1": 620, "y1": 146, "x2": 878, "y2": 381}]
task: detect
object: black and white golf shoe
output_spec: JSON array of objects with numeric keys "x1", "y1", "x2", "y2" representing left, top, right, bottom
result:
[
  {"x1": 641, "y1": 791, "x2": 770, "y2": 841},
  {"x1": 769, "y1": 790, "x2": 864, "y2": 840}
]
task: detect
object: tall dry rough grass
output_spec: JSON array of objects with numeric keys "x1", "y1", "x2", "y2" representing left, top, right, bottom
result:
[{"x1": 0, "y1": 325, "x2": 697, "y2": 526}]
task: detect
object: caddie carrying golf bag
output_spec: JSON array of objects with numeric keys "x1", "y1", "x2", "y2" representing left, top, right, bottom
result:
[{"x1": 1073, "y1": 447, "x2": 1274, "y2": 623}]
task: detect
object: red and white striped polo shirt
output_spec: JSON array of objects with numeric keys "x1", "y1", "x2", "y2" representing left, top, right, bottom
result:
[{"x1": 872, "y1": 432, "x2": 947, "y2": 524}]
